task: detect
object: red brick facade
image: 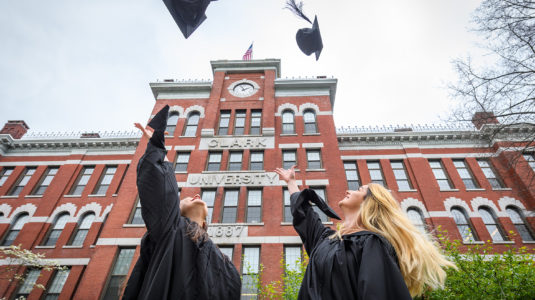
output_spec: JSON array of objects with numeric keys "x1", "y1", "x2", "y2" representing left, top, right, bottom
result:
[{"x1": 0, "y1": 59, "x2": 533, "y2": 299}]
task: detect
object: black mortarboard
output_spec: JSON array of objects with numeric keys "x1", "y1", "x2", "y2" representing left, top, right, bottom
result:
[
  {"x1": 147, "y1": 105, "x2": 169, "y2": 149},
  {"x1": 163, "y1": 0, "x2": 217, "y2": 39},
  {"x1": 286, "y1": 0, "x2": 323, "y2": 60},
  {"x1": 304, "y1": 189, "x2": 341, "y2": 220}
]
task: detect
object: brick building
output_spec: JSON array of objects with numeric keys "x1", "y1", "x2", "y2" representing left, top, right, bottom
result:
[{"x1": 0, "y1": 59, "x2": 533, "y2": 299}]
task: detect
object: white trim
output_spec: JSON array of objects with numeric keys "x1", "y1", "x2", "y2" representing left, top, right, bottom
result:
[
  {"x1": 302, "y1": 143, "x2": 324, "y2": 148},
  {"x1": 0, "y1": 258, "x2": 90, "y2": 266},
  {"x1": 47, "y1": 203, "x2": 76, "y2": 223},
  {"x1": 471, "y1": 197, "x2": 506, "y2": 217},
  {"x1": 340, "y1": 153, "x2": 493, "y2": 160},
  {"x1": 428, "y1": 211, "x2": 451, "y2": 218},
  {"x1": 184, "y1": 105, "x2": 206, "y2": 118},
  {"x1": 174, "y1": 145, "x2": 196, "y2": 151},
  {"x1": 9, "y1": 203, "x2": 37, "y2": 219},
  {"x1": 262, "y1": 127, "x2": 275, "y2": 136},
  {"x1": 169, "y1": 105, "x2": 185, "y2": 116},
  {"x1": 275, "y1": 103, "x2": 299, "y2": 116},
  {"x1": 98, "y1": 204, "x2": 113, "y2": 222},
  {"x1": 28, "y1": 217, "x2": 48, "y2": 223},
  {"x1": 305, "y1": 179, "x2": 329, "y2": 186},
  {"x1": 298, "y1": 103, "x2": 320, "y2": 115},
  {"x1": 96, "y1": 236, "x2": 303, "y2": 245},
  {"x1": 444, "y1": 197, "x2": 476, "y2": 217},
  {"x1": 0, "y1": 204, "x2": 12, "y2": 220},
  {"x1": 96, "y1": 238, "x2": 141, "y2": 246},
  {"x1": 76, "y1": 202, "x2": 102, "y2": 220},
  {"x1": 278, "y1": 143, "x2": 300, "y2": 149},
  {"x1": 400, "y1": 198, "x2": 430, "y2": 218}
]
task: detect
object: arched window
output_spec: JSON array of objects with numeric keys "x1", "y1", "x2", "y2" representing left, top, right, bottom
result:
[
  {"x1": 183, "y1": 112, "x2": 200, "y2": 137},
  {"x1": 478, "y1": 207, "x2": 506, "y2": 242},
  {"x1": 506, "y1": 206, "x2": 534, "y2": 241},
  {"x1": 166, "y1": 112, "x2": 179, "y2": 136},
  {"x1": 42, "y1": 213, "x2": 69, "y2": 246},
  {"x1": 407, "y1": 208, "x2": 426, "y2": 233},
  {"x1": 282, "y1": 110, "x2": 295, "y2": 134},
  {"x1": 303, "y1": 110, "x2": 317, "y2": 134},
  {"x1": 70, "y1": 213, "x2": 96, "y2": 246},
  {"x1": 451, "y1": 207, "x2": 478, "y2": 243},
  {"x1": 1, "y1": 213, "x2": 29, "y2": 246}
]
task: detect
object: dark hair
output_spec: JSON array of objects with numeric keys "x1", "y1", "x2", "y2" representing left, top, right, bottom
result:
[{"x1": 186, "y1": 218, "x2": 209, "y2": 243}]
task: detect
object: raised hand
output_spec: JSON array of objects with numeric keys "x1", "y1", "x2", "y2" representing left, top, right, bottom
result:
[
  {"x1": 134, "y1": 123, "x2": 153, "y2": 139},
  {"x1": 275, "y1": 165, "x2": 296, "y2": 183}
]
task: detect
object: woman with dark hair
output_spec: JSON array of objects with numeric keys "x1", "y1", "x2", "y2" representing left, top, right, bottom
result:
[
  {"x1": 275, "y1": 166, "x2": 455, "y2": 299},
  {"x1": 122, "y1": 105, "x2": 241, "y2": 300}
]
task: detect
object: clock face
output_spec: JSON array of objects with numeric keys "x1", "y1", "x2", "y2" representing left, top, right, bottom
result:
[{"x1": 232, "y1": 83, "x2": 256, "y2": 97}]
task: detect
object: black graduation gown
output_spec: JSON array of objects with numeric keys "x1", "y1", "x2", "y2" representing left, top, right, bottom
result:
[
  {"x1": 291, "y1": 189, "x2": 413, "y2": 300},
  {"x1": 122, "y1": 106, "x2": 241, "y2": 300}
]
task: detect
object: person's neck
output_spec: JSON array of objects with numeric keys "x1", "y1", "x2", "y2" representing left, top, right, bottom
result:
[
  {"x1": 188, "y1": 215, "x2": 205, "y2": 228},
  {"x1": 341, "y1": 209, "x2": 364, "y2": 234}
]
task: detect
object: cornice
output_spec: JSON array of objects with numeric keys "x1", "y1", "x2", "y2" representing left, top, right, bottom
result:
[
  {"x1": 275, "y1": 78, "x2": 338, "y2": 109},
  {"x1": 149, "y1": 81, "x2": 212, "y2": 100},
  {"x1": 210, "y1": 59, "x2": 282, "y2": 78}
]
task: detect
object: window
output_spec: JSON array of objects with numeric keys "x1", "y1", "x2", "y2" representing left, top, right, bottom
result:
[
  {"x1": 183, "y1": 112, "x2": 200, "y2": 137},
  {"x1": 282, "y1": 110, "x2": 295, "y2": 134},
  {"x1": 202, "y1": 189, "x2": 216, "y2": 223},
  {"x1": 0, "y1": 167, "x2": 14, "y2": 186},
  {"x1": 114, "y1": 164, "x2": 129, "y2": 194},
  {"x1": 219, "y1": 246, "x2": 233, "y2": 260},
  {"x1": 367, "y1": 161, "x2": 386, "y2": 187},
  {"x1": 451, "y1": 207, "x2": 478, "y2": 243},
  {"x1": 174, "y1": 152, "x2": 190, "y2": 172},
  {"x1": 14, "y1": 269, "x2": 41, "y2": 299},
  {"x1": 166, "y1": 112, "x2": 179, "y2": 136},
  {"x1": 69, "y1": 166, "x2": 94, "y2": 195},
  {"x1": 221, "y1": 189, "x2": 238, "y2": 223},
  {"x1": 453, "y1": 159, "x2": 479, "y2": 189},
  {"x1": 31, "y1": 167, "x2": 59, "y2": 196},
  {"x1": 228, "y1": 151, "x2": 243, "y2": 171},
  {"x1": 390, "y1": 161, "x2": 412, "y2": 191},
  {"x1": 250, "y1": 110, "x2": 262, "y2": 135},
  {"x1": 42, "y1": 213, "x2": 69, "y2": 246},
  {"x1": 523, "y1": 153, "x2": 535, "y2": 172},
  {"x1": 246, "y1": 189, "x2": 262, "y2": 223},
  {"x1": 283, "y1": 188, "x2": 292, "y2": 223},
  {"x1": 303, "y1": 110, "x2": 317, "y2": 134},
  {"x1": 477, "y1": 159, "x2": 505, "y2": 189},
  {"x1": 2, "y1": 213, "x2": 29, "y2": 246},
  {"x1": 306, "y1": 150, "x2": 322, "y2": 169},
  {"x1": 250, "y1": 151, "x2": 264, "y2": 170},
  {"x1": 310, "y1": 187, "x2": 328, "y2": 222},
  {"x1": 129, "y1": 197, "x2": 144, "y2": 225},
  {"x1": 43, "y1": 268, "x2": 70, "y2": 300},
  {"x1": 102, "y1": 248, "x2": 135, "y2": 300},
  {"x1": 8, "y1": 167, "x2": 36, "y2": 196},
  {"x1": 241, "y1": 247, "x2": 260, "y2": 299},
  {"x1": 234, "y1": 110, "x2": 246, "y2": 135},
  {"x1": 407, "y1": 208, "x2": 426, "y2": 234},
  {"x1": 282, "y1": 150, "x2": 297, "y2": 170},
  {"x1": 284, "y1": 246, "x2": 302, "y2": 272},
  {"x1": 429, "y1": 160, "x2": 453, "y2": 190},
  {"x1": 206, "y1": 152, "x2": 222, "y2": 171},
  {"x1": 218, "y1": 110, "x2": 231, "y2": 135},
  {"x1": 478, "y1": 207, "x2": 505, "y2": 242},
  {"x1": 70, "y1": 213, "x2": 95, "y2": 246},
  {"x1": 344, "y1": 162, "x2": 360, "y2": 190},
  {"x1": 93, "y1": 166, "x2": 117, "y2": 195},
  {"x1": 506, "y1": 206, "x2": 534, "y2": 241}
]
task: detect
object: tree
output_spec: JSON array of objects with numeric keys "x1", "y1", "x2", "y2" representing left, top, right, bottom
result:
[
  {"x1": 0, "y1": 245, "x2": 65, "y2": 299},
  {"x1": 449, "y1": 0, "x2": 535, "y2": 187}
]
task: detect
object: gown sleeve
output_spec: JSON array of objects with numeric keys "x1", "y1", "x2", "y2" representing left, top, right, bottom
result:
[
  {"x1": 357, "y1": 235, "x2": 413, "y2": 300},
  {"x1": 290, "y1": 189, "x2": 333, "y2": 255},
  {"x1": 136, "y1": 106, "x2": 181, "y2": 241}
]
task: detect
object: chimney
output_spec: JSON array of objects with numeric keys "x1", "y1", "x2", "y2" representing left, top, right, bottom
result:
[
  {"x1": 80, "y1": 132, "x2": 101, "y2": 138},
  {"x1": 0, "y1": 120, "x2": 29, "y2": 139},
  {"x1": 472, "y1": 111, "x2": 499, "y2": 130}
]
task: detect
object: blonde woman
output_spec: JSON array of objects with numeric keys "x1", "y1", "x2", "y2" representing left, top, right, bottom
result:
[{"x1": 275, "y1": 166, "x2": 454, "y2": 299}]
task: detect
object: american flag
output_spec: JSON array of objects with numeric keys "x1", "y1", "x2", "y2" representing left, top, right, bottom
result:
[{"x1": 242, "y1": 43, "x2": 253, "y2": 60}]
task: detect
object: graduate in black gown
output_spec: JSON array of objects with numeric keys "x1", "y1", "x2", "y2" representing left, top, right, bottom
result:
[
  {"x1": 122, "y1": 105, "x2": 241, "y2": 300},
  {"x1": 275, "y1": 166, "x2": 455, "y2": 299}
]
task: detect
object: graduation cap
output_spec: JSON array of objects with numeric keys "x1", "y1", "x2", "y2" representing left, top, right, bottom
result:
[
  {"x1": 147, "y1": 105, "x2": 170, "y2": 149},
  {"x1": 163, "y1": 0, "x2": 217, "y2": 39},
  {"x1": 304, "y1": 189, "x2": 341, "y2": 220},
  {"x1": 285, "y1": 0, "x2": 323, "y2": 60}
]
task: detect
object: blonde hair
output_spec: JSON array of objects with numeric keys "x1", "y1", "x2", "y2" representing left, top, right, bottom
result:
[{"x1": 332, "y1": 183, "x2": 455, "y2": 297}]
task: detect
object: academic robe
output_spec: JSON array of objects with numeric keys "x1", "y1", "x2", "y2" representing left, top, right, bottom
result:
[
  {"x1": 122, "y1": 105, "x2": 241, "y2": 300},
  {"x1": 291, "y1": 189, "x2": 413, "y2": 300}
]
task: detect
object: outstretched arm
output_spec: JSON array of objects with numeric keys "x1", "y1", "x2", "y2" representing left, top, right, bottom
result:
[
  {"x1": 134, "y1": 123, "x2": 169, "y2": 162},
  {"x1": 275, "y1": 165, "x2": 299, "y2": 194}
]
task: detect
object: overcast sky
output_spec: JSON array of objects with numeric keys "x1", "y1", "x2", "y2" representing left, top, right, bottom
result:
[{"x1": 0, "y1": 0, "x2": 485, "y2": 134}]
